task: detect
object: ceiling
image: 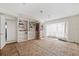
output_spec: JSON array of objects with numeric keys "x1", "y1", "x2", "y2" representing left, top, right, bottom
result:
[{"x1": 0, "y1": 3, "x2": 79, "y2": 22}]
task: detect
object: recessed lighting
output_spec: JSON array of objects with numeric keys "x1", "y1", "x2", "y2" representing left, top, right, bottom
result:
[
  {"x1": 22, "y1": 3, "x2": 26, "y2": 5},
  {"x1": 40, "y1": 10, "x2": 43, "y2": 13}
]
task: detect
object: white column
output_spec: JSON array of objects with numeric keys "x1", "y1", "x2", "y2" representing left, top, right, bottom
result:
[{"x1": 16, "y1": 16, "x2": 20, "y2": 42}]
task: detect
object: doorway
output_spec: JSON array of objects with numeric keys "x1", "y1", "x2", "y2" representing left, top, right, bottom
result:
[
  {"x1": 36, "y1": 23, "x2": 40, "y2": 39},
  {"x1": 5, "y1": 19, "x2": 17, "y2": 43}
]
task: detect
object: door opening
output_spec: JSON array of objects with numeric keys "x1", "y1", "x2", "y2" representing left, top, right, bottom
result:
[
  {"x1": 5, "y1": 19, "x2": 17, "y2": 43},
  {"x1": 36, "y1": 23, "x2": 40, "y2": 39}
]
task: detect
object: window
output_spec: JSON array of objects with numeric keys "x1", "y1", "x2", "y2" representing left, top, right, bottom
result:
[{"x1": 46, "y1": 22, "x2": 65, "y2": 38}]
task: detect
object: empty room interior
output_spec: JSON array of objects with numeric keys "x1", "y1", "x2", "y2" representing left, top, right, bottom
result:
[{"x1": 0, "y1": 3, "x2": 79, "y2": 56}]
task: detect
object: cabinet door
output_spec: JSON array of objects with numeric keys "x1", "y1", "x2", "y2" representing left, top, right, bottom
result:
[{"x1": 18, "y1": 31, "x2": 27, "y2": 42}]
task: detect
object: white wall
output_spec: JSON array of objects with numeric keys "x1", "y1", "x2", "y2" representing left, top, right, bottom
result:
[
  {"x1": 67, "y1": 15, "x2": 79, "y2": 43},
  {"x1": 0, "y1": 15, "x2": 6, "y2": 49},
  {"x1": 0, "y1": 17, "x2": 1, "y2": 49},
  {"x1": 44, "y1": 14, "x2": 79, "y2": 43}
]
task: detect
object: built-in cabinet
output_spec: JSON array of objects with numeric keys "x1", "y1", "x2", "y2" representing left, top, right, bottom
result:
[
  {"x1": 17, "y1": 18, "x2": 39, "y2": 42},
  {"x1": 17, "y1": 18, "x2": 28, "y2": 42},
  {"x1": 28, "y1": 22, "x2": 36, "y2": 40},
  {"x1": 40, "y1": 24, "x2": 44, "y2": 39}
]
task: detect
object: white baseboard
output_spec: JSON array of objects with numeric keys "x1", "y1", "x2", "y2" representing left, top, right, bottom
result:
[
  {"x1": 0, "y1": 43, "x2": 6, "y2": 49},
  {"x1": 6, "y1": 40, "x2": 17, "y2": 44},
  {"x1": 17, "y1": 39, "x2": 28, "y2": 42}
]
